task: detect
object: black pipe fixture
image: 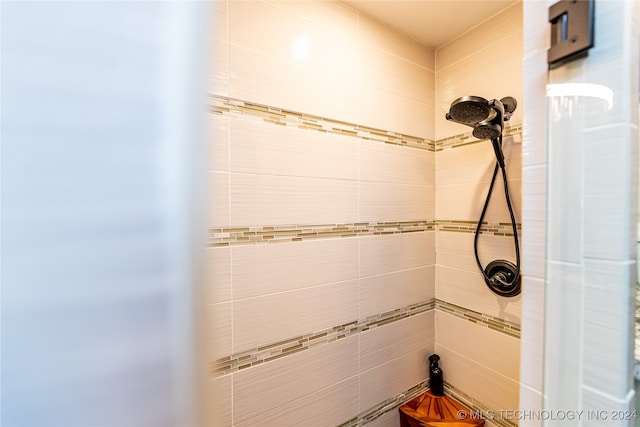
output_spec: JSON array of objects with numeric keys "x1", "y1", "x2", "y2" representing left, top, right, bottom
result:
[{"x1": 445, "y1": 95, "x2": 521, "y2": 297}]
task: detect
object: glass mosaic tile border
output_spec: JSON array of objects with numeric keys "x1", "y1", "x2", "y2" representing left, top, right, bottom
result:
[
  {"x1": 210, "y1": 95, "x2": 436, "y2": 151},
  {"x1": 209, "y1": 95, "x2": 522, "y2": 153},
  {"x1": 436, "y1": 299, "x2": 521, "y2": 339},
  {"x1": 211, "y1": 298, "x2": 520, "y2": 378},
  {"x1": 208, "y1": 220, "x2": 521, "y2": 247},
  {"x1": 437, "y1": 219, "x2": 522, "y2": 237},
  {"x1": 338, "y1": 380, "x2": 430, "y2": 427},
  {"x1": 208, "y1": 220, "x2": 435, "y2": 247},
  {"x1": 443, "y1": 382, "x2": 519, "y2": 427},
  {"x1": 337, "y1": 380, "x2": 518, "y2": 427},
  {"x1": 211, "y1": 299, "x2": 436, "y2": 377},
  {"x1": 435, "y1": 123, "x2": 523, "y2": 152}
]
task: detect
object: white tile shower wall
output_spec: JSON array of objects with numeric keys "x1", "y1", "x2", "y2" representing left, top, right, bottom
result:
[
  {"x1": 357, "y1": 14, "x2": 435, "y2": 139},
  {"x1": 211, "y1": 0, "x2": 229, "y2": 97},
  {"x1": 519, "y1": 1, "x2": 549, "y2": 425},
  {"x1": 436, "y1": 140, "x2": 522, "y2": 224},
  {"x1": 434, "y1": 2, "x2": 523, "y2": 418},
  {"x1": 435, "y1": 2, "x2": 523, "y2": 141},
  {"x1": 228, "y1": 1, "x2": 359, "y2": 123},
  {"x1": 543, "y1": 0, "x2": 640, "y2": 424},
  {"x1": 208, "y1": 1, "x2": 436, "y2": 425}
]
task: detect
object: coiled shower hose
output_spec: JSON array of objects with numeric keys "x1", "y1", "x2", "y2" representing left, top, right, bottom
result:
[{"x1": 473, "y1": 136, "x2": 521, "y2": 297}]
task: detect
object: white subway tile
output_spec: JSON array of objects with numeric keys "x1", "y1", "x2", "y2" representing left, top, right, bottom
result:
[
  {"x1": 359, "y1": 348, "x2": 431, "y2": 412},
  {"x1": 209, "y1": 302, "x2": 232, "y2": 363},
  {"x1": 232, "y1": 279, "x2": 358, "y2": 353},
  {"x1": 357, "y1": 14, "x2": 435, "y2": 71},
  {"x1": 233, "y1": 335, "x2": 359, "y2": 424},
  {"x1": 358, "y1": 85, "x2": 434, "y2": 139},
  {"x1": 229, "y1": 173, "x2": 358, "y2": 226},
  {"x1": 232, "y1": 238, "x2": 359, "y2": 299},
  {"x1": 209, "y1": 171, "x2": 229, "y2": 227},
  {"x1": 210, "y1": 0, "x2": 228, "y2": 96},
  {"x1": 359, "y1": 181, "x2": 434, "y2": 222},
  {"x1": 359, "y1": 46, "x2": 434, "y2": 105},
  {"x1": 360, "y1": 143, "x2": 433, "y2": 185},
  {"x1": 205, "y1": 246, "x2": 231, "y2": 304},
  {"x1": 270, "y1": 0, "x2": 359, "y2": 33},
  {"x1": 582, "y1": 260, "x2": 635, "y2": 399},
  {"x1": 521, "y1": 164, "x2": 546, "y2": 222},
  {"x1": 360, "y1": 311, "x2": 434, "y2": 372},
  {"x1": 544, "y1": 261, "x2": 583, "y2": 412},
  {"x1": 522, "y1": 164, "x2": 546, "y2": 280},
  {"x1": 360, "y1": 232, "x2": 436, "y2": 278},
  {"x1": 210, "y1": 38, "x2": 228, "y2": 97},
  {"x1": 206, "y1": 375, "x2": 232, "y2": 427},
  {"x1": 519, "y1": 277, "x2": 545, "y2": 391},
  {"x1": 518, "y1": 384, "x2": 543, "y2": 427},
  {"x1": 581, "y1": 386, "x2": 635, "y2": 427},
  {"x1": 236, "y1": 377, "x2": 359, "y2": 427},
  {"x1": 436, "y1": 178, "x2": 522, "y2": 224},
  {"x1": 229, "y1": 115, "x2": 358, "y2": 180},
  {"x1": 522, "y1": 219, "x2": 545, "y2": 280},
  {"x1": 434, "y1": 342, "x2": 520, "y2": 413},
  {"x1": 436, "y1": 142, "x2": 522, "y2": 185},
  {"x1": 209, "y1": 114, "x2": 229, "y2": 172},
  {"x1": 435, "y1": 311, "x2": 520, "y2": 381},
  {"x1": 521, "y1": 51, "x2": 548, "y2": 168},
  {"x1": 436, "y1": 3, "x2": 522, "y2": 72},
  {"x1": 365, "y1": 409, "x2": 401, "y2": 427},
  {"x1": 436, "y1": 41, "x2": 523, "y2": 140},
  {"x1": 435, "y1": 265, "x2": 522, "y2": 324},
  {"x1": 583, "y1": 124, "x2": 635, "y2": 261},
  {"x1": 523, "y1": 0, "x2": 550, "y2": 58},
  {"x1": 546, "y1": 95, "x2": 584, "y2": 263},
  {"x1": 228, "y1": 1, "x2": 358, "y2": 121},
  {"x1": 436, "y1": 231, "x2": 520, "y2": 276},
  {"x1": 360, "y1": 266, "x2": 435, "y2": 319}
]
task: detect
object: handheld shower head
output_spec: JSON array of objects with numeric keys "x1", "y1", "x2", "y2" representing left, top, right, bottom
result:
[
  {"x1": 445, "y1": 95, "x2": 518, "y2": 168},
  {"x1": 445, "y1": 94, "x2": 521, "y2": 298},
  {"x1": 473, "y1": 122, "x2": 505, "y2": 168},
  {"x1": 472, "y1": 122, "x2": 501, "y2": 140}
]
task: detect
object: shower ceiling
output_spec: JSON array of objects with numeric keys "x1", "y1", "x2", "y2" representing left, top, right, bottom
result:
[{"x1": 341, "y1": 0, "x2": 520, "y2": 49}]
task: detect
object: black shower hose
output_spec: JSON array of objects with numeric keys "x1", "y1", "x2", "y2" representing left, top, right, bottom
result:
[{"x1": 473, "y1": 143, "x2": 521, "y2": 292}]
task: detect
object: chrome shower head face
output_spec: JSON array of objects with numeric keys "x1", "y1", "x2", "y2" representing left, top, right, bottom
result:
[{"x1": 447, "y1": 95, "x2": 491, "y2": 125}]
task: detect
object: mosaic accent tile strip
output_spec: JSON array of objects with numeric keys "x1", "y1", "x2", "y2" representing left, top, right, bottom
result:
[
  {"x1": 208, "y1": 220, "x2": 435, "y2": 247},
  {"x1": 437, "y1": 220, "x2": 522, "y2": 237},
  {"x1": 435, "y1": 123, "x2": 523, "y2": 152},
  {"x1": 210, "y1": 300, "x2": 435, "y2": 377},
  {"x1": 209, "y1": 96, "x2": 523, "y2": 154},
  {"x1": 436, "y1": 299, "x2": 521, "y2": 339},
  {"x1": 338, "y1": 380, "x2": 430, "y2": 427},
  {"x1": 443, "y1": 382, "x2": 519, "y2": 427},
  {"x1": 210, "y1": 95, "x2": 436, "y2": 151},
  {"x1": 207, "y1": 220, "x2": 523, "y2": 247},
  {"x1": 211, "y1": 298, "x2": 520, "y2": 378},
  {"x1": 336, "y1": 380, "x2": 518, "y2": 427}
]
